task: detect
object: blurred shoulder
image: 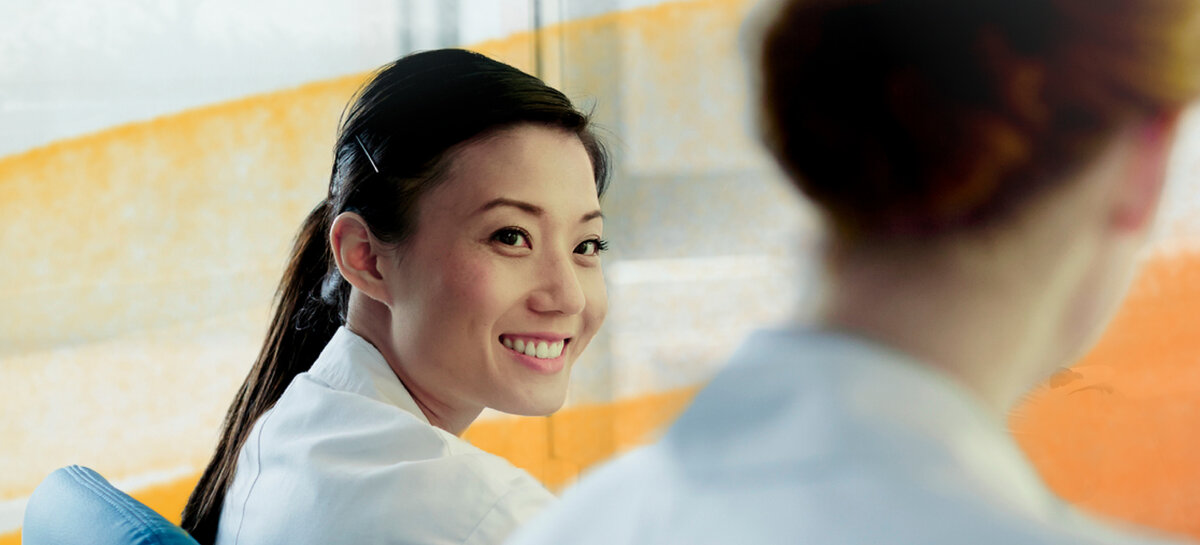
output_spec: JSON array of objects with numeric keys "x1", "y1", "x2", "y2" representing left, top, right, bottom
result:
[{"x1": 506, "y1": 444, "x2": 678, "y2": 545}]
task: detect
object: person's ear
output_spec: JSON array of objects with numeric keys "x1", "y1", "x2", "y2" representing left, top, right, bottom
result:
[
  {"x1": 330, "y1": 212, "x2": 390, "y2": 304},
  {"x1": 1110, "y1": 110, "x2": 1182, "y2": 232}
]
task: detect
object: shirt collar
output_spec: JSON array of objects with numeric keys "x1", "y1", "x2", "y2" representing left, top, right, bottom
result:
[{"x1": 307, "y1": 326, "x2": 432, "y2": 426}]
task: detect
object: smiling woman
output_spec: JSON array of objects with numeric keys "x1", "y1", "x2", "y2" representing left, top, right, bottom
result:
[
  {"x1": 337, "y1": 124, "x2": 609, "y2": 433},
  {"x1": 179, "y1": 49, "x2": 610, "y2": 545}
]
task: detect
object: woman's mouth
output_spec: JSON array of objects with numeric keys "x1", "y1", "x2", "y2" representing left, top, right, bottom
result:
[
  {"x1": 499, "y1": 335, "x2": 567, "y2": 359},
  {"x1": 498, "y1": 335, "x2": 572, "y2": 374}
]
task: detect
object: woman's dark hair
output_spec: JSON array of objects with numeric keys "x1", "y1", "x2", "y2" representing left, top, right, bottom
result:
[
  {"x1": 181, "y1": 48, "x2": 609, "y2": 543},
  {"x1": 759, "y1": 0, "x2": 1200, "y2": 240}
]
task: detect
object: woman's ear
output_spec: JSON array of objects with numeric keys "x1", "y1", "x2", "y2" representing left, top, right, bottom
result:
[
  {"x1": 1110, "y1": 110, "x2": 1182, "y2": 232},
  {"x1": 330, "y1": 212, "x2": 391, "y2": 304}
]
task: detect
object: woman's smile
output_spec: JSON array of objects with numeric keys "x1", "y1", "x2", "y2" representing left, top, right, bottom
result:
[{"x1": 499, "y1": 334, "x2": 572, "y2": 373}]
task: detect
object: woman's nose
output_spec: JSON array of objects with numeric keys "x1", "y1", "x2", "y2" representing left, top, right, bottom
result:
[{"x1": 527, "y1": 252, "x2": 586, "y2": 315}]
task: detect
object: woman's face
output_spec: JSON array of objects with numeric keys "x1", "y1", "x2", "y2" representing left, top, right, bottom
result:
[{"x1": 381, "y1": 124, "x2": 606, "y2": 419}]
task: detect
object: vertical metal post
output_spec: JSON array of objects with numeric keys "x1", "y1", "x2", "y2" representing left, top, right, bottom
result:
[
  {"x1": 439, "y1": 0, "x2": 461, "y2": 48},
  {"x1": 398, "y1": 0, "x2": 412, "y2": 54},
  {"x1": 532, "y1": 0, "x2": 544, "y2": 78}
]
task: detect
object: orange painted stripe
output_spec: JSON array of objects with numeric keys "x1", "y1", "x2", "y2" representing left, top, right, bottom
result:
[
  {"x1": 465, "y1": 386, "x2": 700, "y2": 489},
  {"x1": 1012, "y1": 251, "x2": 1200, "y2": 539}
]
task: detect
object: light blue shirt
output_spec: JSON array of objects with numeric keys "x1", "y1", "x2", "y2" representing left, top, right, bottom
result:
[
  {"x1": 506, "y1": 328, "x2": 1191, "y2": 545},
  {"x1": 216, "y1": 327, "x2": 553, "y2": 545}
]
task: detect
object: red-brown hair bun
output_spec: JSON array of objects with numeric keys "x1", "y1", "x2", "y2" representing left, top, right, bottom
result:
[{"x1": 760, "y1": 0, "x2": 1200, "y2": 239}]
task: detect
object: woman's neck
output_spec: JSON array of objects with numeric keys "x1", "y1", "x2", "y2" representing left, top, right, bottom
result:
[
  {"x1": 817, "y1": 232, "x2": 1095, "y2": 416},
  {"x1": 345, "y1": 292, "x2": 481, "y2": 436}
]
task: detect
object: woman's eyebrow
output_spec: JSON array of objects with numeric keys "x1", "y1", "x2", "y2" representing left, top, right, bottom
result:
[
  {"x1": 477, "y1": 198, "x2": 603, "y2": 223},
  {"x1": 476, "y1": 198, "x2": 543, "y2": 216}
]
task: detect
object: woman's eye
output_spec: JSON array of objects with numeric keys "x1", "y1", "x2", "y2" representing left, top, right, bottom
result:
[
  {"x1": 575, "y1": 238, "x2": 609, "y2": 256},
  {"x1": 492, "y1": 228, "x2": 530, "y2": 248}
]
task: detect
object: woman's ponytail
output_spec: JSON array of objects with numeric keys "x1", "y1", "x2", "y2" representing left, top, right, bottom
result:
[{"x1": 181, "y1": 200, "x2": 344, "y2": 544}]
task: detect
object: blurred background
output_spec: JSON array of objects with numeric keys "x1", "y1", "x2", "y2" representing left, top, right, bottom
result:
[{"x1": 4, "y1": 0, "x2": 1200, "y2": 542}]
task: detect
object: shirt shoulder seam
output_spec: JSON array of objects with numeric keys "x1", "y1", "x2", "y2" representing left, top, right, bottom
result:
[{"x1": 229, "y1": 406, "x2": 280, "y2": 545}]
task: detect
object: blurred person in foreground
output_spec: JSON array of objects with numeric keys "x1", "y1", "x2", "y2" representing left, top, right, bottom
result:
[{"x1": 505, "y1": 0, "x2": 1200, "y2": 543}]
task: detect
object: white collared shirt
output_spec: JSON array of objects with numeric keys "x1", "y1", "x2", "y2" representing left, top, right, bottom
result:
[
  {"x1": 216, "y1": 327, "x2": 553, "y2": 545},
  {"x1": 506, "y1": 328, "x2": 1192, "y2": 545}
]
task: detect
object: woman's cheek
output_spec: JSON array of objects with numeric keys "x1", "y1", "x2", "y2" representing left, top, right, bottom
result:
[
  {"x1": 436, "y1": 255, "x2": 497, "y2": 311},
  {"x1": 453, "y1": 256, "x2": 529, "y2": 319},
  {"x1": 584, "y1": 270, "x2": 609, "y2": 327}
]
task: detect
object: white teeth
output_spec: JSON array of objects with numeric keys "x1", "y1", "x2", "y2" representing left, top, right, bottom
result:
[{"x1": 501, "y1": 336, "x2": 567, "y2": 359}]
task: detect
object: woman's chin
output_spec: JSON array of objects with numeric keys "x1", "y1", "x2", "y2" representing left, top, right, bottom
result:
[{"x1": 497, "y1": 387, "x2": 570, "y2": 417}]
